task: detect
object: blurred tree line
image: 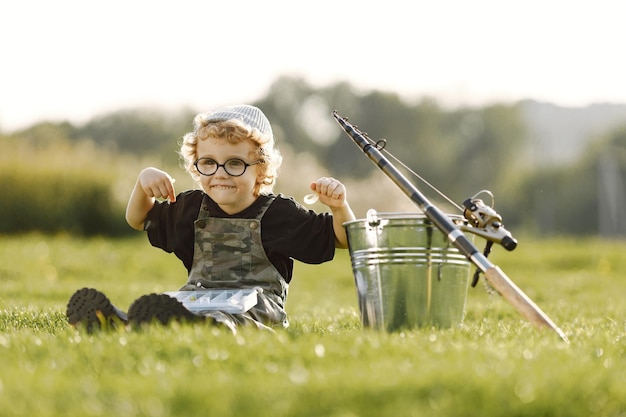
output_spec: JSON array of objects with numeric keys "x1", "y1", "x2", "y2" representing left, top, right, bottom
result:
[{"x1": 1, "y1": 76, "x2": 624, "y2": 237}]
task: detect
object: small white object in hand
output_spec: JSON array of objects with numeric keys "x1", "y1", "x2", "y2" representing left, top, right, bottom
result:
[{"x1": 303, "y1": 193, "x2": 319, "y2": 205}]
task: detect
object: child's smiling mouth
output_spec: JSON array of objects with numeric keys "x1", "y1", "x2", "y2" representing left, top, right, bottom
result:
[{"x1": 211, "y1": 184, "x2": 235, "y2": 191}]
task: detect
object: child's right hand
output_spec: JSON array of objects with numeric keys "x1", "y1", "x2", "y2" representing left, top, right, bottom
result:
[{"x1": 138, "y1": 167, "x2": 176, "y2": 203}]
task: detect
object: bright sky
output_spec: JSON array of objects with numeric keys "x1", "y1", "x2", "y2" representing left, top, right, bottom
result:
[{"x1": 1, "y1": 0, "x2": 624, "y2": 131}]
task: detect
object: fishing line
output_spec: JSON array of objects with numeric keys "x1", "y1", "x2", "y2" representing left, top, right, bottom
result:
[{"x1": 355, "y1": 129, "x2": 464, "y2": 213}]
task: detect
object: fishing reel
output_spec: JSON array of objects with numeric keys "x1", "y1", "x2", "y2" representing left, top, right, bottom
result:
[
  {"x1": 460, "y1": 190, "x2": 517, "y2": 251},
  {"x1": 459, "y1": 190, "x2": 518, "y2": 287}
]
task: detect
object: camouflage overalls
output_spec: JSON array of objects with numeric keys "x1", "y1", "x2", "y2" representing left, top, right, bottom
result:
[{"x1": 178, "y1": 195, "x2": 289, "y2": 329}]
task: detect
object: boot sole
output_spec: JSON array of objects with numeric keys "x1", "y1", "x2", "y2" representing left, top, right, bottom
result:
[
  {"x1": 127, "y1": 293, "x2": 203, "y2": 327},
  {"x1": 66, "y1": 287, "x2": 128, "y2": 332}
]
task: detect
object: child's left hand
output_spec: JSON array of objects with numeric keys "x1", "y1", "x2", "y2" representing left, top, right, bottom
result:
[{"x1": 309, "y1": 177, "x2": 348, "y2": 209}]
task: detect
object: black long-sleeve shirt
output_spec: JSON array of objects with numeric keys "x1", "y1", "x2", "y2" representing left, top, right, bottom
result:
[{"x1": 144, "y1": 190, "x2": 336, "y2": 283}]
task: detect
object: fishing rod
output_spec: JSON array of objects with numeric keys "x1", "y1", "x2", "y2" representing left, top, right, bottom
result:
[{"x1": 333, "y1": 110, "x2": 569, "y2": 343}]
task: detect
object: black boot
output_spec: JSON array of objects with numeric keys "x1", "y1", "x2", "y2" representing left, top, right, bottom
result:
[
  {"x1": 66, "y1": 288, "x2": 128, "y2": 332},
  {"x1": 127, "y1": 293, "x2": 203, "y2": 327}
]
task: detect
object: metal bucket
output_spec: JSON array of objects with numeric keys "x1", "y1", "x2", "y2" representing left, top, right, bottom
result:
[{"x1": 344, "y1": 210, "x2": 473, "y2": 332}]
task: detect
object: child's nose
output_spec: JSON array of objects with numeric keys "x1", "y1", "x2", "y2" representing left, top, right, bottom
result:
[{"x1": 214, "y1": 165, "x2": 229, "y2": 177}]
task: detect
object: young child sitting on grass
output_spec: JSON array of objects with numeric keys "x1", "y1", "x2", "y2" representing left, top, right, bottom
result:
[{"x1": 66, "y1": 104, "x2": 355, "y2": 332}]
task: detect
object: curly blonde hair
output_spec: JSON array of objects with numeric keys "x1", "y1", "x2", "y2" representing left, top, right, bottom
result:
[{"x1": 180, "y1": 114, "x2": 282, "y2": 196}]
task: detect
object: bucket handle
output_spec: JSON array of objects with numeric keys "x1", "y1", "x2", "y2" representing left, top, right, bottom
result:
[{"x1": 366, "y1": 209, "x2": 380, "y2": 227}]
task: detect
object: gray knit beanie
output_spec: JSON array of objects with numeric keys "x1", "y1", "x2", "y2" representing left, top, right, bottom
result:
[{"x1": 205, "y1": 104, "x2": 273, "y2": 140}]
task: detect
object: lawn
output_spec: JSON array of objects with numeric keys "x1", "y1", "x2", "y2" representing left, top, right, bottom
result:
[{"x1": 0, "y1": 233, "x2": 624, "y2": 416}]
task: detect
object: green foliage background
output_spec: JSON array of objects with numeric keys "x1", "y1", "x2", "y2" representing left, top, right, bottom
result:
[{"x1": 1, "y1": 75, "x2": 625, "y2": 236}]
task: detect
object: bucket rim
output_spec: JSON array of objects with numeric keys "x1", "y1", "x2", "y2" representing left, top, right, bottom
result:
[{"x1": 343, "y1": 211, "x2": 466, "y2": 227}]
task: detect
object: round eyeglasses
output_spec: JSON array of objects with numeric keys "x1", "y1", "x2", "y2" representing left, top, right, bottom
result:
[{"x1": 193, "y1": 158, "x2": 264, "y2": 177}]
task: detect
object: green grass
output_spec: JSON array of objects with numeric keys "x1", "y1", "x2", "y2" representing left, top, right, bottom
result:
[{"x1": 0, "y1": 233, "x2": 625, "y2": 416}]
